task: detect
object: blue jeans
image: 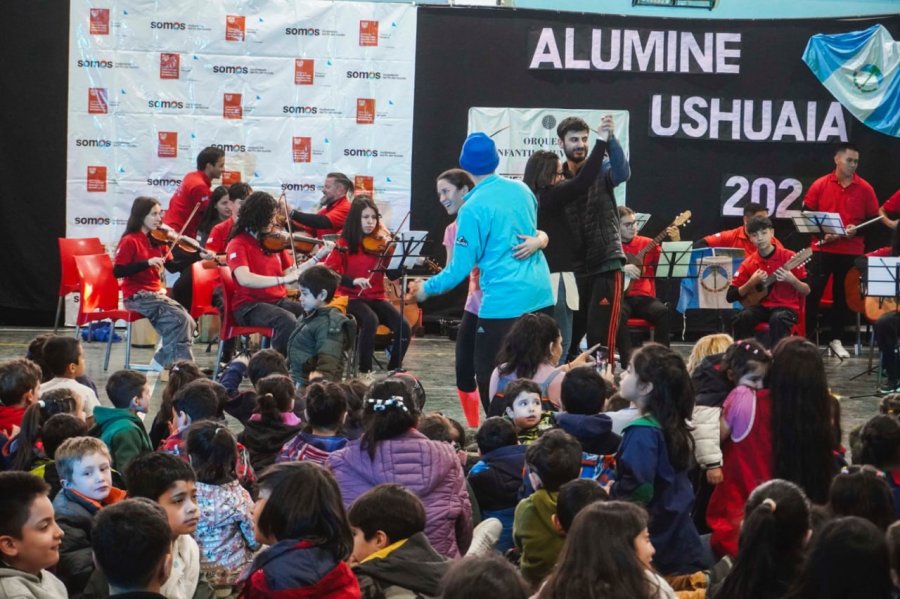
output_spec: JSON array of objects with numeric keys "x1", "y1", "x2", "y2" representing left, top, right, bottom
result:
[{"x1": 124, "y1": 291, "x2": 195, "y2": 366}]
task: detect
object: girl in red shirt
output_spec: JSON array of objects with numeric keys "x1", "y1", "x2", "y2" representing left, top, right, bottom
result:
[
  {"x1": 225, "y1": 192, "x2": 333, "y2": 356},
  {"x1": 114, "y1": 196, "x2": 195, "y2": 370},
  {"x1": 324, "y1": 196, "x2": 410, "y2": 376}
]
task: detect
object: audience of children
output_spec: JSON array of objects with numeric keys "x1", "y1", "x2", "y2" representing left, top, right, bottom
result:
[
  {"x1": 278, "y1": 380, "x2": 350, "y2": 464},
  {"x1": 0, "y1": 471, "x2": 67, "y2": 599},
  {"x1": 348, "y1": 483, "x2": 449, "y2": 598},
  {"x1": 218, "y1": 349, "x2": 291, "y2": 424},
  {"x1": 237, "y1": 374, "x2": 303, "y2": 472},
  {"x1": 468, "y1": 416, "x2": 527, "y2": 552},
  {"x1": 609, "y1": 343, "x2": 705, "y2": 575},
  {"x1": 239, "y1": 462, "x2": 361, "y2": 598},
  {"x1": 327, "y1": 378, "x2": 473, "y2": 559},
  {"x1": 513, "y1": 428, "x2": 582, "y2": 586},
  {"x1": 39, "y1": 337, "x2": 101, "y2": 422},
  {"x1": 26, "y1": 334, "x2": 100, "y2": 399},
  {"x1": 91, "y1": 369, "x2": 153, "y2": 472},
  {"x1": 286, "y1": 264, "x2": 354, "y2": 387},
  {"x1": 184, "y1": 421, "x2": 258, "y2": 593},
  {"x1": 3, "y1": 388, "x2": 84, "y2": 472},
  {"x1": 52, "y1": 436, "x2": 127, "y2": 596}
]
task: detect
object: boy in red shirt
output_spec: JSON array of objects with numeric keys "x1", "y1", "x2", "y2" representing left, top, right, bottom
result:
[{"x1": 728, "y1": 216, "x2": 810, "y2": 347}]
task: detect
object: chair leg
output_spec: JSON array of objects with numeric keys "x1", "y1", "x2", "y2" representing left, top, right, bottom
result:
[
  {"x1": 54, "y1": 296, "x2": 64, "y2": 334},
  {"x1": 213, "y1": 340, "x2": 225, "y2": 381},
  {"x1": 124, "y1": 321, "x2": 133, "y2": 369},
  {"x1": 104, "y1": 320, "x2": 114, "y2": 371}
]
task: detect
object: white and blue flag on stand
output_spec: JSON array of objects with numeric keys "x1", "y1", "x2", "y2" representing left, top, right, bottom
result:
[{"x1": 803, "y1": 24, "x2": 900, "y2": 138}]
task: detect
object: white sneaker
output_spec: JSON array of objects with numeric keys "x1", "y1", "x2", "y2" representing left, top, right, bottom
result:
[
  {"x1": 829, "y1": 339, "x2": 850, "y2": 359},
  {"x1": 465, "y1": 517, "x2": 502, "y2": 557}
]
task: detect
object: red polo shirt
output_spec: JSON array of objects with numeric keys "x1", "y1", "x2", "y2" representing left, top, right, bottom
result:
[
  {"x1": 163, "y1": 170, "x2": 212, "y2": 239},
  {"x1": 803, "y1": 171, "x2": 879, "y2": 255},
  {"x1": 225, "y1": 233, "x2": 293, "y2": 310},
  {"x1": 205, "y1": 216, "x2": 234, "y2": 254},
  {"x1": 115, "y1": 232, "x2": 166, "y2": 299},
  {"x1": 703, "y1": 225, "x2": 759, "y2": 256},
  {"x1": 732, "y1": 245, "x2": 807, "y2": 311},
  {"x1": 880, "y1": 189, "x2": 900, "y2": 215},
  {"x1": 623, "y1": 236, "x2": 659, "y2": 298},
  {"x1": 301, "y1": 197, "x2": 351, "y2": 238}
]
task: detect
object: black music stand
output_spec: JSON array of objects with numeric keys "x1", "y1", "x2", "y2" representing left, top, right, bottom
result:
[
  {"x1": 652, "y1": 242, "x2": 692, "y2": 339},
  {"x1": 378, "y1": 231, "x2": 429, "y2": 372},
  {"x1": 792, "y1": 211, "x2": 846, "y2": 238}
]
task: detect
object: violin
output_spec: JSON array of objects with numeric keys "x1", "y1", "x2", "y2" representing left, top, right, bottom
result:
[
  {"x1": 361, "y1": 225, "x2": 394, "y2": 256},
  {"x1": 260, "y1": 230, "x2": 323, "y2": 255},
  {"x1": 150, "y1": 224, "x2": 205, "y2": 254}
]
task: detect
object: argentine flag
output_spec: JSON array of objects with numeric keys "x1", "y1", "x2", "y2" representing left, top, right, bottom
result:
[{"x1": 803, "y1": 24, "x2": 900, "y2": 138}]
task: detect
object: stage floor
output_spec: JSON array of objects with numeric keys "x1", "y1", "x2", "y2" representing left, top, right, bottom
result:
[{"x1": 0, "y1": 327, "x2": 883, "y2": 454}]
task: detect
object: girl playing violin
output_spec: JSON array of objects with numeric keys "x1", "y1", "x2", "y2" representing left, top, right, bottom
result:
[
  {"x1": 225, "y1": 191, "x2": 333, "y2": 356},
  {"x1": 114, "y1": 196, "x2": 195, "y2": 371},
  {"x1": 323, "y1": 196, "x2": 410, "y2": 377}
]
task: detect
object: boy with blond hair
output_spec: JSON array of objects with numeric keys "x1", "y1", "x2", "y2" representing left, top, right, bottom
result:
[{"x1": 52, "y1": 437, "x2": 126, "y2": 596}]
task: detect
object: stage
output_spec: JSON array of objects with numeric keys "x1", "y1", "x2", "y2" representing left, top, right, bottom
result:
[{"x1": 0, "y1": 327, "x2": 884, "y2": 450}]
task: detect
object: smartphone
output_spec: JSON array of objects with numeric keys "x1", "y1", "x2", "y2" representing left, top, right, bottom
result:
[{"x1": 594, "y1": 346, "x2": 610, "y2": 373}]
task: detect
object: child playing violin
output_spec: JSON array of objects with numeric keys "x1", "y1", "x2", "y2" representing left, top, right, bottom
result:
[
  {"x1": 114, "y1": 196, "x2": 196, "y2": 371},
  {"x1": 323, "y1": 196, "x2": 410, "y2": 377},
  {"x1": 224, "y1": 191, "x2": 333, "y2": 356}
]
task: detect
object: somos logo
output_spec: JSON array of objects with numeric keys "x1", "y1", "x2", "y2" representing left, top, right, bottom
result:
[
  {"x1": 212, "y1": 143, "x2": 246, "y2": 152},
  {"x1": 75, "y1": 138, "x2": 111, "y2": 148},
  {"x1": 147, "y1": 177, "x2": 182, "y2": 188},
  {"x1": 283, "y1": 105, "x2": 318, "y2": 115},
  {"x1": 75, "y1": 216, "x2": 111, "y2": 226},
  {"x1": 77, "y1": 59, "x2": 113, "y2": 69},
  {"x1": 148, "y1": 99, "x2": 184, "y2": 109},
  {"x1": 281, "y1": 182, "x2": 317, "y2": 192},
  {"x1": 150, "y1": 21, "x2": 186, "y2": 30},
  {"x1": 213, "y1": 65, "x2": 249, "y2": 74},
  {"x1": 344, "y1": 148, "x2": 378, "y2": 157},
  {"x1": 347, "y1": 70, "x2": 381, "y2": 80},
  {"x1": 285, "y1": 26, "x2": 320, "y2": 36}
]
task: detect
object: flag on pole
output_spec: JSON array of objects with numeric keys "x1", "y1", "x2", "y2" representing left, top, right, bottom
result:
[
  {"x1": 803, "y1": 24, "x2": 900, "y2": 138},
  {"x1": 676, "y1": 249, "x2": 743, "y2": 313}
]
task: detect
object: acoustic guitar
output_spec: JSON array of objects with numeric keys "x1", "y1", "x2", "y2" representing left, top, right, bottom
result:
[
  {"x1": 741, "y1": 247, "x2": 813, "y2": 307},
  {"x1": 623, "y1": 210, "x2": 692, "y2": 291}
]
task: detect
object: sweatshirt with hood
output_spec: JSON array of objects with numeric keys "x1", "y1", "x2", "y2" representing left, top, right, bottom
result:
[
  {"x1": 0, "y1": 565, "x2": 67, "y2": 599},
  {"x1": 90, "y1": 406, "x2": 153, "y2": 472}
]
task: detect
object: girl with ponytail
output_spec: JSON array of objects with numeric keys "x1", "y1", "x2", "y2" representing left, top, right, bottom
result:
[
  {"x1": 4, "y1": 389, "x2": 82, "y2": 472},
  {"x1": 327, "y1": 379, "x2": 473, "y2": 558},
  {"x1": 237, "y1": 374, "x2": 302, "y2": 472},
  {"x1": 713, "y1": 479, "x2": 811, "y2": 599},
  {"x1": 187, "y1": 421, "x2": 259, "y2": 591}
]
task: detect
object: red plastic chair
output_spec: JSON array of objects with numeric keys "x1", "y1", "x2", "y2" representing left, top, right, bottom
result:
[
  {"x1": 73, "y1": 253, "x2": 146, "y2": 371},
  {"x1": 190, "y1": 262, "x2": 221, "y2": 321},
  {"x1": 56, "y1": 238, "x2": 105, "y2": 333},
  {"x1": 627, "y1": 318, "x2": 656, "y2": 342},
  {"x1": 215, "y1": 266, "x2": 274, "y2": 379}
]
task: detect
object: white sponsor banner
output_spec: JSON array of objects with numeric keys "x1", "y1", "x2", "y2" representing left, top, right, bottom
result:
[
  {"x1": 467, "y1": 107, "x2": 630, "y2": 204},
  {"x1": 67, "y1": 0, "x2": 417, "y2": 324}
]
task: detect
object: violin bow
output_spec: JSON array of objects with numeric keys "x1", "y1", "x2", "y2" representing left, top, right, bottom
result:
[
  {"x1": 278, "y1": 192, "x2": 301, "y2": 273},
  {"x1": 365, "y1": 210, "x2": 411, "y2": 286}
]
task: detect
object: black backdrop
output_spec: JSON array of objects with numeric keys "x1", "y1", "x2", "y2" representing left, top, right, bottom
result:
[
  {"x1": 410, "y1": 8, "x2": 900, "y2": 263},
  {"x1": 2, "y1": 4, "x2": 900, "y2": 325}
]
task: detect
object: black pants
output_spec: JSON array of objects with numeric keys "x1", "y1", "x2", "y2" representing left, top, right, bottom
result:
[
  {"x1": 234, "y1": 298, "x2": 304, "y2": 356},
  {"x1": 569, "y1": 270, "x2": 625, "y2": 362},
  {"x1": 620, "y1": 294, "x2": 670, "y2": 366},
  {"x1": 734, "y1": 305, "x2": 797, "y2": 348},
  {"x1": 347, "y1": 299, "x2": 410, "y2": 373},
  {"x1": 876, "y1": 312, "x2": 900, "y2": 383},
  {"x1": 455, "y1": 310, "x2": 478, "y2": 393},
  {"x1": 805, "y1": 252, "x2": 856, "y2": 343},
  {"x1": 474, "y1": 305, "x2": 553, "y2": 412}
]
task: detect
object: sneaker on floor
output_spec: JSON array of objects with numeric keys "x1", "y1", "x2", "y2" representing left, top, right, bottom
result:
[
  {"x1": 828, "y1": 339, "x2": 850, "y2": 359},
  {"x1": 878, "y1": 380, "x2": 900, "y2": 395},
  {"x1": 465, "y1": 517, "x2": 502, "y2": 557}
]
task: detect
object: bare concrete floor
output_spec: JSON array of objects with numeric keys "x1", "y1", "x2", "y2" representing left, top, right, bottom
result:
[{"x1": 0, "y1": 327, "x2": 884, "y2": 453}]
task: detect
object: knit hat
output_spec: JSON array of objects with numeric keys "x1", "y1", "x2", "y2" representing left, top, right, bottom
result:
[{"x1": 459, "y1": 132, "x2": 499, "y2": 176}]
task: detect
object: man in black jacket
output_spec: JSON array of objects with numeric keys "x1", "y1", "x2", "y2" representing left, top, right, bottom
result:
[{"x1": 560, "y1": 115, "x2": 631, "y2": 363}]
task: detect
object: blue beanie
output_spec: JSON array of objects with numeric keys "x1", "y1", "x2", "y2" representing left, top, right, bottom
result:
[{"x1": 459, "y1": 132, "x2": 499, "y2": 176}]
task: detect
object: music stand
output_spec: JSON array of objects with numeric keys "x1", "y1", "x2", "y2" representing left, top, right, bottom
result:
[
  {"x1": 848, "y1": 257, "x2": 900, "y2": 393},
  {"x1": 380, "y1": 231, "x2": 429, "y2": 372},
  {"x1": 633, "y1": 212, "x2": 651, "y2": 234},
  {"x1": 792, "y1": 211, "x2": 846, "y2": 237}
]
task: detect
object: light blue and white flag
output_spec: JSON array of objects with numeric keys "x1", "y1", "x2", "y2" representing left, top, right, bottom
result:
[{"x1": 803, "y1": 24, "x2": 900, "y2": 138}]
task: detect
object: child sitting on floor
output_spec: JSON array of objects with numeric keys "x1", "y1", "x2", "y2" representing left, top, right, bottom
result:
[
  {"x1": 277, "y1": 381, "x2": 349, "y2": 465},
  {"x1": 492, "y1": 379, "x2": 554, "y2": 445}
]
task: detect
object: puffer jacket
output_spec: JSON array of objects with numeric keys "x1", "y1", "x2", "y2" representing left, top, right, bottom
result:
[
  {"x1": 690, "y1": 405, "x2": 722, "y2": 470},
  {"x1": 327, "y1": 429, "x2": 473, "y2": 558},
  {"x1": 692, "y1": 354, "x2": 731, "y2": 407}
]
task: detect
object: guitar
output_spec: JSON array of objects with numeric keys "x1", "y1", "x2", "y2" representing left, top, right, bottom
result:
[
  {"x1": 623, "y1": 210, "x2": 692, "y2": 291},
  {"x1": 740, "y1": 247, "x2": 813, "y2": 307}
]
